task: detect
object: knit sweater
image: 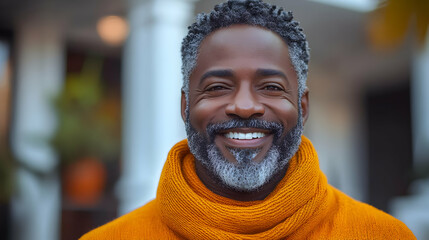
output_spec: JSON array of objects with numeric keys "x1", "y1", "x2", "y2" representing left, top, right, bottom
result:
[{"x1": 81, "y1": 136, "x2": 416, "y2": 239}]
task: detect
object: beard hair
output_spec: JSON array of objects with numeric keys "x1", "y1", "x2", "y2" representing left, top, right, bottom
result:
[{"x1": 185, "y1": 111, "x2": 303, "y2": 192}]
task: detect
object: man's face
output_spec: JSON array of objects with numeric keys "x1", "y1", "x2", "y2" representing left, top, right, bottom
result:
[{"x1": 182, "y1": 25, "x2": 308, "y2": 191}]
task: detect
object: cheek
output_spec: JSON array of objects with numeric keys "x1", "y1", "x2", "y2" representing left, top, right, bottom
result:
[
  {"x1": 189, "y1": 100, "x2": 225, "y2": 131},
  {"x1": 263, "y1": 99, "x2": 299, "y2": 129}
]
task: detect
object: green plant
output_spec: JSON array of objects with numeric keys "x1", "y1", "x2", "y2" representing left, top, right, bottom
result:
[{"x1": 51, "y1": 58, "x2": 120, "y2": 166}]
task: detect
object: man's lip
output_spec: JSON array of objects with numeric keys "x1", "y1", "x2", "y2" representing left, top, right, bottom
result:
[
  {"x1": 218, "y1": 128, "x2": 271, "y2": 134},
  {"x1": 215, "y1": 133, "x2": 273, "y2": 148}
]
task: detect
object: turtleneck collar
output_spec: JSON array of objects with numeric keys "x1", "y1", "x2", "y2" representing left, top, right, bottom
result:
[{"x1": 157, "y1": 136, "x2": 335, "y2": 239}]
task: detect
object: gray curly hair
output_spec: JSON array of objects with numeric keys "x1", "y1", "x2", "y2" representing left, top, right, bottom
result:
[{"x1": 181, "y1": 0, "x2": 309, "y2": 102}]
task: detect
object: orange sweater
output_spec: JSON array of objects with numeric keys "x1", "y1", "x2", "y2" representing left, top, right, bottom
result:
[{"x1": 81, "y1": 136, "x2": 416, "y2": 239}]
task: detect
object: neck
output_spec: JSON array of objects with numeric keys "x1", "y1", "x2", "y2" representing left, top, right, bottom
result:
[{"x1": 195, "y1": 160, "x2": 288, "y2": 202}]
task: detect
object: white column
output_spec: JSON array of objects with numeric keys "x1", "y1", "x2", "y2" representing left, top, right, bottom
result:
[
  {"x1": 10, "y1": 17, "x2": 64, "y2": 240},
  {"x1": 118, "y1": 0, "x2": 194, "y2": 214},
  {"x1": 411, "y1": 34, "x2": 429, "y2": 169}
]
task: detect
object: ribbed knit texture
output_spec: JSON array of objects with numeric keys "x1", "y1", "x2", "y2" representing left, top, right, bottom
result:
[{"x1": 81, "y1": 136, "x2": 416, "y2": 240}]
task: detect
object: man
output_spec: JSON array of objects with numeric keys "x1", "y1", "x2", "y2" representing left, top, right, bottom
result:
[{"x1": 81, "y1": 0, "x2": 415, "y2": 239}]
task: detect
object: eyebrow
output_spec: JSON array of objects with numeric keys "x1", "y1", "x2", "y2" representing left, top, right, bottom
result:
[
  {"x1": 200, "y1": 69, "x2": 234, "y2": 83},
  {"x1": 255, "y1": 68, "x2": 288, "y2": 81},
  {"x1": 199, "y1": 68, "x2": 289, "y2": 84}
]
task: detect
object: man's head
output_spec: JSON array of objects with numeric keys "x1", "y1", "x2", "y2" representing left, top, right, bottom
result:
[{"x1": 180, "y1": 0, "x2": 310, "y2": 193}]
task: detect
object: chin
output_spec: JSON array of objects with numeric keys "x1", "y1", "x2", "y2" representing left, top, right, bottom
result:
[{"x1": 207, "y1": 143, "x2": 282, "y2": 192}]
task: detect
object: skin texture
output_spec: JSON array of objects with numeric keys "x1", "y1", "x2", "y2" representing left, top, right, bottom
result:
[{"x1": 181, "y1": 25, "x2": 309, "y2": 201}]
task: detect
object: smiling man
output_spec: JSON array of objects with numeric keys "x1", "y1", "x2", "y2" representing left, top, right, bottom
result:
[{"x1": 81, "y1": 0, "x2": 415, "y2": 239}]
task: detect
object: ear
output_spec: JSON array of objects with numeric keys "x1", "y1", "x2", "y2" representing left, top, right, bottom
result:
[
  {"x1": 181, "y1": 91, "x2": 187, "y2": 122},
  {"x1": 301, "y1": 88, "x2": 309, "y2": 125}
]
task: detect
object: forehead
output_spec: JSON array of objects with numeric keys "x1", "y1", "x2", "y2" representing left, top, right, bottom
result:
[
  {"x1": 192, "y1": 25, "x2": 297, "y2": 81},
  {"x1": 200, "y1": 24, "x2": 287, "y2": 53}
]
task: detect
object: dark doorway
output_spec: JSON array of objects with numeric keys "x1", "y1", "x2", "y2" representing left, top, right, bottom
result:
[{"x1": 365, "y1": 82, "x2": 413, "y2": 212}]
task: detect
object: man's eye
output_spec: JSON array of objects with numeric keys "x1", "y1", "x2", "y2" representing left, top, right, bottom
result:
[
  {"x1": 207, "y1": 85, "x2": 227, "y2": 91},
  {"x1": 263, "y1": 85, "x2": 283, "y2": 91}
]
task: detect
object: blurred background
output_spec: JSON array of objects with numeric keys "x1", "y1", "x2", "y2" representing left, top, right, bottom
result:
[{"x1": 0, "y1": 0, "x2": 428, "y2": 239}]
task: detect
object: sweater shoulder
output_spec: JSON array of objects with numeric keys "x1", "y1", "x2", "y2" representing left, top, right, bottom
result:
[
  {"x1": 79, "y1": 200, "x2": 177, "y2": 240},
  {"x1": 326, "y1": 187, "x2": 416, "y2": 239}
]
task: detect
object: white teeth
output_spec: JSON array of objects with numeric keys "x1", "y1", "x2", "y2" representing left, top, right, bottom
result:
[
  {"x1": 238, "y1": 133, "x2": 245, "y2": 139},
  {"x1": 224, "y1": 132, "x2": 266, "y2": 140},
  {"x1": 245, "y1": 133, "x2": 252, "y2": 139}
]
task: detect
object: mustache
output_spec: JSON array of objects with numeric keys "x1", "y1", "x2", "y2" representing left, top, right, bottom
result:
[{"x1": 206, "y1": 119, "x2": 284, "y2": 142}]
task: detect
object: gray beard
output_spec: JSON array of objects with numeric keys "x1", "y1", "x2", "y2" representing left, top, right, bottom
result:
[{"x1": 185, "y1": 112, "x2": 303, "y2": 192}]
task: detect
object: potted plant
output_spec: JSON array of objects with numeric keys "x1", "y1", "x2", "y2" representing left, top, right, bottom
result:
[{"x1": 52, "y1": 58, "x2": 120, "y2": 206}]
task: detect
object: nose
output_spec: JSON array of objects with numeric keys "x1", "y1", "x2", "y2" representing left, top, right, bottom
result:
[{"x1": 225, "y1": 86, "x2": 265, "y2": 119}]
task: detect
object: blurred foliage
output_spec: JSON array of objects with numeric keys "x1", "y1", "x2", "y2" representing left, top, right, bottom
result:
[
  {"x1": 52, "y1": 57, "x2": 120, "y2": 166},
  {"x1": 369, "y1": 0, "x2": 429, "y2": 49},
  {"x1": 0, "y1": 145, "x2": 15, "y2": 203}
]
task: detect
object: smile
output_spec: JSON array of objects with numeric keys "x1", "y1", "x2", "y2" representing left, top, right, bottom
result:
[
  {"x1": 214, "y1": 127, "x2": 274, "y2": 151},
  {"x1": 224, "y1": 132, "x2": 266, "y2": 140},
  {"x1": 215, "y1": 128, "x2": 274, "y2": 163}
]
